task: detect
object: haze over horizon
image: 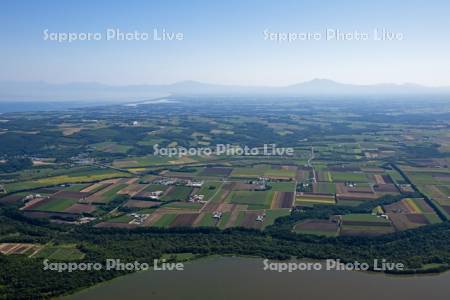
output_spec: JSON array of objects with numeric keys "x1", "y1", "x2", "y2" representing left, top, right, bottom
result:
[
  {"x1": 1, "y1": 0, "x2": 450, "y2": 88},
  {"x1": 2, "y1": 78, "x2": 449, "y2": 88},
  {"x1": 2, "y1": 78, "x2": 450, "y2": 102}
]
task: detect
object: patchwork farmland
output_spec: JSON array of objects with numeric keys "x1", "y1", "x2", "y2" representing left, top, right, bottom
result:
[
  {"x1": 1, "y1": 115, "x2": 448, "y2": 237},
  {"x1": 4, "y1": 157, "x2": 444, "y2": 235}
]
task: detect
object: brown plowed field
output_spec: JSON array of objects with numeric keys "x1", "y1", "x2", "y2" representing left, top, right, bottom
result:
[
  {"x1": 406, "y1": 214, "x2": 429, "y2": 224},
  {"x1": 64, "y1": 203, "x2": 96, "y2": 214},
  {"x1": 388, "y1": 213, "x2": 422, "y2": 231},
  {"x1": 240, "y1": 211, "x2": 263, "y2": 229},
  {"x1": 117, "y1": 184, "x2": 148, "y2": 196},
  {"x1": 272, "y1": 192, "x2": 294, "y2": 208},
  {"x1": 0, "y1": 243, "x2": 42, "y2": 255},
  {"x1": 202, "y1": 202, "x2": 221, "y2": 212},
  {"x1": 373, "y1": 174, "x2": 386, "y2": 185},
  {"x1": 384, "y1": 201, "x2": 410, "y2": 214},
  {"x1": 215, "y1": 203, "x2": 235, "y2": 212},
  {"x1": 142, "y1": 213, "x2": 162, "y2": 226},
  {"x1": 233, "y1": 182, "x2": 262, "y2": 191},
  {"x1": 335, "y1": 183, "x2": 346, "y2": 194},
  {"x1": 169, "y1": 213, "x2": 199, "y2": 227},
  {"x1": 342, "y1": 220, "x2": 392, "y2": 227},
  {"x1": 224, "y1": 205, "x2": 247, "y2": 228}
]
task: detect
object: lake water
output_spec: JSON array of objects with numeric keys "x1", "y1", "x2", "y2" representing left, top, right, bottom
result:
[{"x1": 65, "y1": 257, "x2": 450, "y2": 300}]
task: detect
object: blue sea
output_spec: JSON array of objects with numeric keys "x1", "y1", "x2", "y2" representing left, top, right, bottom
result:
[{"x1": 0, "y1": 101, "x2": 117, "y2": 113}]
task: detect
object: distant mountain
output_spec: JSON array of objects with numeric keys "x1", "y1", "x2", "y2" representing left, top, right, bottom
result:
[
  {"x1": 283, "y1": 79, "x2": 450, "y2": 95},
  {"x1": 1, "y1": 79, "x2": 450, "y2": 102}
]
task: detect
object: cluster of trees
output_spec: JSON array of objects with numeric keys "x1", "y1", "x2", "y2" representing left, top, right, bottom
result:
[{"x1": 0, "y1": 157, "x2": 32, "y2": 173}]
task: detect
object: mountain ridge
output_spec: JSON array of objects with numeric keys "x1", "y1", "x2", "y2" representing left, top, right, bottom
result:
[{"x1": 1, "y1": 79, "x2": 450, "y2": 101}]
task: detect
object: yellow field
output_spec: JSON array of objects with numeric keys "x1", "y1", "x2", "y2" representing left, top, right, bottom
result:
[
  {"x1": 127, "y1": 168, "x2": 148, "y2": 173},
  {"x1": 296, "y1": 196, "x2": 336, "y2": 205},
  {"x1": 36, "y1": 173, "x2": 128, "y2": 185},
  {"x1": 403, "y1": 198, "x2": 422, "y2": 213},
  {"x1": 373, "y1": 205, "x2": 384, "y2": 214}
]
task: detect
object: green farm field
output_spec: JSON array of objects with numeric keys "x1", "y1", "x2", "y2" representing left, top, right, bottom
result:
[
  {"x1": 161, "y1": 186, "x2": 193, "y2": 201},
  {"x1": 33, "y1": 198, "x2": 77, "y2": 212},
  {"x1": 330, "y1": 172, "x2": 368, "y2": 182},
  {"x1": 197, "y1": 181, "x2": 223, "y2": 200},
  {"x1": 227, "y1": 191, "x2": 274, "y2": 209},
  {"x1": 152, "y1": 214, "x2": 177, "y2": 228}
]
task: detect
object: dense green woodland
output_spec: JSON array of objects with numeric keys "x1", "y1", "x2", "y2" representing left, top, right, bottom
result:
[{"x1": 0, "y1": 158, "x2": 32, "y2": 173}]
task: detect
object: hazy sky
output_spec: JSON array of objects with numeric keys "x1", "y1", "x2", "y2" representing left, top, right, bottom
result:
[{"x1": 1, "y1": 0, "x2": 450, "y2": 86}]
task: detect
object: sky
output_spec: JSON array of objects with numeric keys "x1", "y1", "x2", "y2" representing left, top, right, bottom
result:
[{"x1": 1, "y1": 0, "x2": 450, "y2": 87}]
